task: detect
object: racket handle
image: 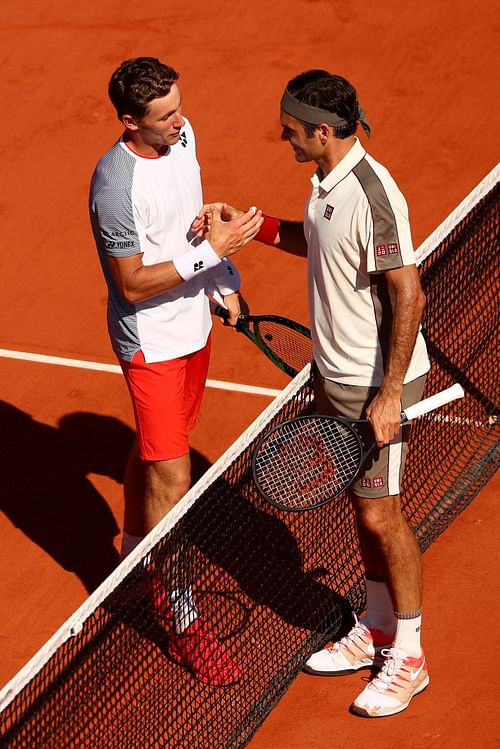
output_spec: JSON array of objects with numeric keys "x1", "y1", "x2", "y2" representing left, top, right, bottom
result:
[
  {"x1": 212, "y1": 303, "x2": 229, "y2": 320},
  {"x1": 401, "y1": 383, "x2": 465, "y2": 422}
]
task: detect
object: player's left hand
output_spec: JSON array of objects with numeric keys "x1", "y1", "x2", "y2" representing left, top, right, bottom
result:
[
  {"x1": 222, "y1": 291, "x2": 249, "y2": 326},
  {"x1": 191, "y1": 203, "x2": 248, "y2": 238}
]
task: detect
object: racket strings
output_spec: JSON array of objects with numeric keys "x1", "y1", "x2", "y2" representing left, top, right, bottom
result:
[
  {"x1": 255, "y1": 321, "x2": 313, "y2": 374},
  {"x1": 254, "y1": 418, "x2": 362, "y2": 510}
]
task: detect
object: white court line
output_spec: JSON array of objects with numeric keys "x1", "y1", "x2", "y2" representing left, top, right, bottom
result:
[{"x1": 0, "y1": 348, "x2": 281, "y2": 398}]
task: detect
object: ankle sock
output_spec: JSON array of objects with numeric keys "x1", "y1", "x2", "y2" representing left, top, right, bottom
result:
[
  {"x1": 393, "y1": 610, "x2": 422, "y2": 656},
  {"x1": 169, "y1": 587, "x2": 199, "y2": 634}
]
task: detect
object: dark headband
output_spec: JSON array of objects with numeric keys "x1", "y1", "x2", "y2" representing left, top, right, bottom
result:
[{"x1": 280, "y1": 89, "x2": 371, "y2": 137}]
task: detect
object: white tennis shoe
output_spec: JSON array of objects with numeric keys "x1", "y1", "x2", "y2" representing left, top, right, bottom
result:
[
  {"x1": 303, "y1": 614, "x2": 393, "y2": 676},
  {"x1": 351, "y1": 647, "x2": 429, "y2": 717}
]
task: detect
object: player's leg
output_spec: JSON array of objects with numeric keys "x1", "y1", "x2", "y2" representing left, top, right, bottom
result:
[
  {"x1": 350, "y1": 492, "x2": 428, "y2": 717},
  {"x1": 349, "y1": 402, "x2": 429, "y2": 716},
  {"x1": 305, "y1": 370, "x2": 397, "y2": 676},
  {"x1": 117, "y1": 340, "x2": 239, "y2": 685},
  {"x1": 119, "y1": 348, "x2": 194, "y2": 555},
  {"x1": 306, "y1": 372, "x2": 427, "y2": 700},
  {"x1": 355, "y1": 493, "x2": 422, "y2": 619}
]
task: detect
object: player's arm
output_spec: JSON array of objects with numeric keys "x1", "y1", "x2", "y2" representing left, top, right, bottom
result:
[
  {"x1": 366, "y1": 264, "x2": 426, "y2": 446},
  {"x1": 108, "y1": 207, "x2": 262, "y2": 304},
  {"x1": 273, "y1": 219, "x2": 307, "y2": 256}
]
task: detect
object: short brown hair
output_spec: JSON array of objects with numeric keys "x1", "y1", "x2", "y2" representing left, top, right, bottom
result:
[{"x1": 108, "y1": 57, "x2": 179, "y2": 120}]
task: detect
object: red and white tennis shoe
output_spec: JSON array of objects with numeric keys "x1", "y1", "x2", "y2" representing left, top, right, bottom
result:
[
  {"x1": 141, "y1": 568, "x2": 241, "y2": 686},
  {"x1": 108, "y1": 566, "x2": 240, "y2": 686},
  {"x1": 351, "y1": 647, "x2": 429, "y2": 717},
  {"x1": 167, "y1": 617, "x2": 241, "y2": 686},
  {"x1": 303, "y1": 613, "x2": 393, "y2": 675}
]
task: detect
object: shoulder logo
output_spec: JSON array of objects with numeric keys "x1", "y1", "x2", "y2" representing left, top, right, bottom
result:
[{"x1": 323, "y1": 204, "x2": 334, "y2": 220}]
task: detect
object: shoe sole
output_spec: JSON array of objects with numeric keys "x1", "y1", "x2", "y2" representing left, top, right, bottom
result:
[
  {"x1": 350, "y1": 675, "x2": 430, "y2": 718},
  {"x1": 303, "y1": 653, "x2": 385, "y2": 677}
]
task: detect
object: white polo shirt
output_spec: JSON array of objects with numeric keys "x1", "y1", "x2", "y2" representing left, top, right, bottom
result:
[
  {"x1": 89, "y1": 118, "x2": 239, "y2": 363},
  {"x1": 305, "y1": 138, "x2": 430, "y2": 386}
]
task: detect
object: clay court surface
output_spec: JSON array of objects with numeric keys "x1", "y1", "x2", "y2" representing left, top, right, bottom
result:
[{"x1": 1, "y1": 1, "x2": 499, "y2": 746}]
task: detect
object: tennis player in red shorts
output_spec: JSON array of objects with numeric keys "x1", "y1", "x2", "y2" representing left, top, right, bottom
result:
[{"x1": 89, "y1": 57, "x2": 262, "y2": 686}]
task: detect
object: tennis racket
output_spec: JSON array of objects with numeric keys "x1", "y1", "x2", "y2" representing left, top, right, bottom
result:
[
  {"x1": 252, "y1": 383, "x2": 465, "y2": 511},
  {"x1": 212, "y1": 304, "x2": 313, "y2": 378}
]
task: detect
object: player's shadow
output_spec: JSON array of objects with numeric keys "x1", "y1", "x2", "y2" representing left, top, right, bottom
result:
[
  {"x1": 0, "y1": 402, "x2": 212, "y2": 593},
  {"x1": 184, "y1": 473, "x2": 350, "y2": 634},
  {"x1": 0, "y1": 402, "x2": 126, "y2": 591}
]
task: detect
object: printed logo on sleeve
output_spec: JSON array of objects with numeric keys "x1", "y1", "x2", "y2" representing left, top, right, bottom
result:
[
  {"x1": 377, "y1": 242, "x2": 400, "y2": 257},
  {"x1": 360, "y1": 478, "x2": 371, "y2": 488},
  {"x1": 373, "y1": 477, "x2": 385, "y2": 488},
  {"x1": 106, "y1": 240, "x2": 135, "y2": 249},
  {"x1": 323, "y1": 204, "x2": 334, "y2": 220},
  {"x1": 180, "y1": 132, "x2": 188, "y2": 148}
]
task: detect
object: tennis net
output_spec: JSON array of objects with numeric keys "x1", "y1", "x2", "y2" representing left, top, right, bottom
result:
[{"x1": 0, "y1": 165, "x2": 498, "y2": 748}]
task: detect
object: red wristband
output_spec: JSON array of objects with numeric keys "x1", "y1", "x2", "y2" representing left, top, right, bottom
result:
[{"x1": 255, "y1": 214, "x2": 280, "y2": 245}]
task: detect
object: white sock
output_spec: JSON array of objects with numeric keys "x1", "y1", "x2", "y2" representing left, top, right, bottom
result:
[
  {"x1": 120, "y1": 532, "x2": 144, "y2": 561},
  {"x1": 362, "y1": 579, "x2": 397, "y2": 637},
  {"x1": 393, "y1": 610, "x2": 422, "y2": 657},
  {"x1": 169, "y1": 587, "x2": 199, "y2": 634}
]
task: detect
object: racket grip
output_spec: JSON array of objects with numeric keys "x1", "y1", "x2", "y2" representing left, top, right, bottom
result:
[
  {"x1": 213, "y1": 303, "x2": 229, "y2": 320},
  {"x1": 402, "y1": 383, "x2": 465, "y2": 422}
]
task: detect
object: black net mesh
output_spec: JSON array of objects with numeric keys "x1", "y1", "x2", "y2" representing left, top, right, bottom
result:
[{"x1": 0, "y1": 181, "x2": 498, "y2": 748}]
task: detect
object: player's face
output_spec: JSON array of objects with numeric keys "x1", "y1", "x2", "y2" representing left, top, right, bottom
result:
[
  {"x1": 280, "y1": 111, "x2": 322, "y2": 163},
  {"x1": 132, "y1": 84, "x2": 185, "y2": 150}
]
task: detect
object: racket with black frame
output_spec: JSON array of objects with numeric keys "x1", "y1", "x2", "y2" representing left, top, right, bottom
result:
[
  {"x1": 251, "y1": 383, "x2": 465, "y2": 511},
  {"x1": 212, "y1": 304, "x2": 313, "y2": 378}
]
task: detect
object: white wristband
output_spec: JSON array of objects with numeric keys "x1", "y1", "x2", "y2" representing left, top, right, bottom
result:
[{"x1": 172, "y1": 240, "x2": 221, "y2": 281}]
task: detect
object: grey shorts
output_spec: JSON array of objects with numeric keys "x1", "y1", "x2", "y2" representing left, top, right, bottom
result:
[{"x1": 312, "y1": 364, "x2": 426, "y2": 499}]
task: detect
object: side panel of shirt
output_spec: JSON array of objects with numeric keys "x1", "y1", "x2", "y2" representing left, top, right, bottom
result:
[{"x1": 89, "y1": 144, "x2": 141, "y2": 361}]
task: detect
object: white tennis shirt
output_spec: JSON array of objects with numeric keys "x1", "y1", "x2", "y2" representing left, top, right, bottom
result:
[
  {"x1": 89, "y1": 118, "x2": 239, "y2": 363},
  {"x1": 305, "y1": 138, "x2": 430, "y2": 386}
]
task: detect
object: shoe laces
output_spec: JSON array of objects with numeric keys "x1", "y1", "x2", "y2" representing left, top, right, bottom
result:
[
  {"x1": 329, "y1": 613, "x2": 369, "y2": 654},
  {"x1": 369, "y1": 647, "x2": 407, "y2": 692}
]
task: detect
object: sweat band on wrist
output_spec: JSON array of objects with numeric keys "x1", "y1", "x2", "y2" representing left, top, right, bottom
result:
[
  {"x1": 172, "y1": 240, "x2": 221, "y2": 281},
  {"x1": 255, "y1": 214, "x2": 280, "y2": 245}
]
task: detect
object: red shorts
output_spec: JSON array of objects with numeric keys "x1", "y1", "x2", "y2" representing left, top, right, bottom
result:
[{"x1": 119, "y1": 338, "x2": 211, "y2": 461}]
